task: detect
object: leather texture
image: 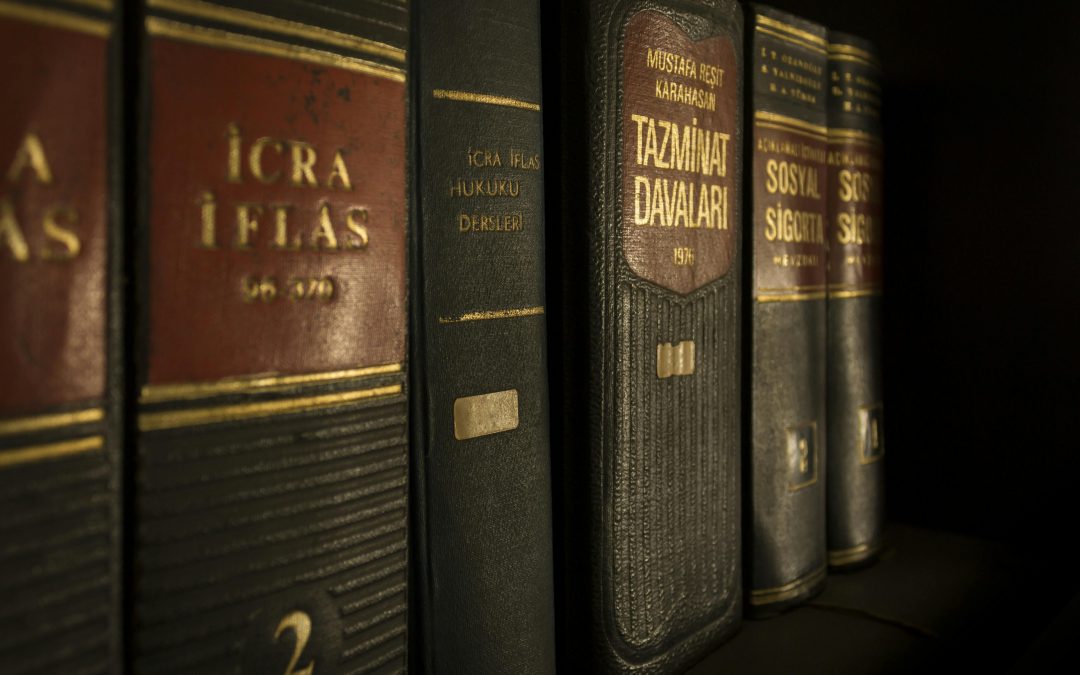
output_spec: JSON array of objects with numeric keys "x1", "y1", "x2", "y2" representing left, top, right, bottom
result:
[
  {"x1": 133, "y1": 2, "x2": 410, "y2": 672},
  {"x1": 545, "y1": 1, "x2": 743, "y2": 672},
  {"x1": 825, "y1": 30, "x2": 885, "y2": 570},
  {"x1": 408, "y1": 1, "x2": 557, "y2": 673},
  {"x1": 744, "y1": 4, "x2": 828, "y2": 616},
  {"x1": 0, "y1": 1, "x2": 122, "y2": 671}
]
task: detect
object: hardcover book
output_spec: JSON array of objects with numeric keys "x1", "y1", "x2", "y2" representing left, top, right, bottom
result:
[
  {"x1": 544, "y1": 0, "x2": 743, "y2": 671},
  {"x1": 132, "y1": 1, "x2": 410, "y2": 671},
  {"x1": 409, "y1": 0, "x2": 557, "y2": 672},
  {"x1": 0, "y1": 1, "x2": 122, "y2": 671},
  {"x1": 825, "y1": 30, "x2": 885, "y2": 570},
  {"x1": 744, "y1": 4, "x2": 828, "y2": 615}
]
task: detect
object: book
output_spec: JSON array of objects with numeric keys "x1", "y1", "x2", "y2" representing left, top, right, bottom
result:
[
  {"x1": 409, "y1": 0, "x2": 557, "y2": 672},
  {"x1": 744, "y1": 4, "x2": 828, "y2": 615},
  {"x1": 131, "y1": 1, "x2": 410, "y2": 671},
  {"x1": 0, "y1": 1, "x2": 122, "y2": 671},
  {"x1": 544, "y1": 0, "x2": 743, "y2": 670},
  {"x1": 825, "y1": 30, "x2": 885, "y2": 570}
]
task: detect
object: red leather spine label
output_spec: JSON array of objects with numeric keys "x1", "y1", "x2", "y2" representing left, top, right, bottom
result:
[
  {"x1": 0, "y1": 15, "x2": 108, "y2": 414},
  {"x1": 752, "y1": 126, "x2": 827, "y2": 295},
  {"x1": 826, "y1": 137, "x2": 882, "y2": 290},
  {"x1": 620, "y1": 10, "x2": 738, "y2": 295},
  {"x1": 146, "y1": 37, "x2": 406, "y2": 386}
]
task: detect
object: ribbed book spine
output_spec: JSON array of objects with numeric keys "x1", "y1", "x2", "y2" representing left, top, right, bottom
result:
[
  {"x1": 825, "y1": 30, "x2": 885, "y2": 570},
  {"x1": 133, "y1": 1, "x2": 410, "y2": 671},
  {"x1": 545, "y1": 0, "x2": 743, "y2": 671},
  {"x1": 409, "y1": 0, "x2": 556, "y2": 672},
  {"x1": 0, "y1": 1, "x2": 122, "y2": 671},
  {"x1": 745, "y1": 5, "x2": 829, "y2": 615}
]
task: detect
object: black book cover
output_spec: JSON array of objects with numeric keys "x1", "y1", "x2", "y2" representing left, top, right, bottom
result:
[
  {"x1": 0, "y1": 1, "x2": 123, "y2": 670},
  {"x1": 409, "y1": 0, "x2": 557, "y2": 672},
  {"x1": 825, "y1": 29, "x2": 885, "y2": 570},
  {"x1": 131, "y1": 1, "x2": 410, "y2": 671},
  {"x1": 544, "y1": 0, "x2": 743, "y2": 671},
  {"x1": 744, "y1": 4, "x2": 828, "y2": 615}
]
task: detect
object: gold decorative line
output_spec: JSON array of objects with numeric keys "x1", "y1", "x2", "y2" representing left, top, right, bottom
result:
[
  {"x1": 140, "y1": 363, "x2": 403, "y2": 403},
  {"x1": 757, "y1": 14, "x2": 827, "y2": 47},
  {"x1": 755, "y1": 122, "x2": 827, "y2": 142},
  {"x1": 828, "y1": 127, "x2": 880, "y2": 144},
  {"x1": 749, "y1": 566, "x2": 827, "y2": 606},
  {"x1": 828, "y1": 288, "x2": 882, "y2": 299},
  {"x1": 755, "y1": 291, "x2": 827, "y2": 303},
  {"x1": 0, "y1": 0, "x2": 111, "y2": 36},
  {"x1": 438, "y1": 306, "x2": 545, "y2": 324},
  {"x1": 755, "y1": 110, "x2": 828, "y2": 135},
  {"x1": 139, "y1": 384, "x2": 402, "y2": 432},
  {"x1": 754, "y1": 25, "x2": 827, "y2": 56},
  {"x1": 66, "y1": 0, "x2": 114, "y2": 11},
  {"x1": 146, "y1": 17, "x2": 404, "y2": 83},
  {"x1": 432, "y1": 89, "x2": 540, "y2": 112},
  {"x1": 148, "y1": 0, "x2": 404, "y2": 63},
  {"x1": 829, "y1": 542, "x2": 881, "y2": 567},
  {"x1": 758, "y1": 283, "x2": 827, "y2": 292},
  {"x1": 0, "y1": 408, "x2": 105, "y2": 437},
  {"x1": 0, "y1": 436, "x2": 103, "y2": 470},
  {"x1": 829, "y1": 42, "x2": 879, "y2": 65},
  {"x1": 828, "y1": 53, "x2": 879, "y2": 67}
]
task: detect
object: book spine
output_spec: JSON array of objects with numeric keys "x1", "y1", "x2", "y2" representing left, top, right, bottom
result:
[
  {"x1": 546, "y1": 0, "x2": 743, "y2": 671},
  {"x1": 0, "y1": 1, "x2": 122, "y2": 671},
  {"x1": 133, "y1": 1, "x2": 409, "y2": 671},
  {"x1": 825, "y1": 31, "x2": 885, "y2": 570},
  {"x1": 409, "y1": 0, "x2": 556, "y2": 672},
  {"x1": 745, "y1": 5, "x2": 829, "y2": 615}
]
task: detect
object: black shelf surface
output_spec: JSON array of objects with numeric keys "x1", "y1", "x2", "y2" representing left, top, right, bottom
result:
[{"x1": 689, "y1": 524, "x2": 1073, "y2": 674}]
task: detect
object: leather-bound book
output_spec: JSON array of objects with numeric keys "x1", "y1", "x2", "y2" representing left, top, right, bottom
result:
[
  {"x1": 744, "y1": 4, "x2": 828, "y2": 616},
  {"x1": 409, "y1": 0, "x2": 556, "y2": 672},
  {"x1": 825, "y1": 30, "x2": 885, "y2": 571},
  {"x1": 132, "y1": 1, "x2": 409, "y2": 671},
  {"x1": 0, "y1": 1, "x2": 122, "y2": 671},
  {"x1": 543, "y1": 0, "x2": 743, "y2": 671}
]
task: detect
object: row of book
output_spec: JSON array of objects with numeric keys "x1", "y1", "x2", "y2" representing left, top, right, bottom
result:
[{"x1": 0, "y1": 0, "x2": 883, "y2": 672}]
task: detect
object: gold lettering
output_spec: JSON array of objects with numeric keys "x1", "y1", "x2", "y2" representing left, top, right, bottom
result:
[
  {"x1": 235, "y1": 203, "x2": 262, "y2": 248},
  {"x1": 249, "y1": 137, "x2": 282, "y2": 184},
  {"x1": 344, "y1": 206, "x2": 369, "y2": 248},
  {"x1": 325, "y1": 150, "x2": 352, "y2": 190},
  {"x1": 0, "y1": 198, "x2": 30, "y2": 261},
  {"x1": 289, "y1": 142, "x2": 318, "y2": 188},
  {"x1": 226, "y1": 123, "x2": 242, "y2": 183},
  {"x1": 311, "y1": 202, "x2": 338, "y2": 249},
  {"x1": 269, "y1": 204, "x2": 300, "y2": 250},
  {"x1": 41, "y1": 206, "x2": 80, "y2": 260},
  {"x1": 198, "y1": 190, "x2": 217, "y2": 248},
  {"x1": 6, "y1": 132, "x2": 53, "y2": 184}
]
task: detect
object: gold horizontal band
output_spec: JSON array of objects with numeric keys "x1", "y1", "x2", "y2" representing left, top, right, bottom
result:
[
  {"x1": 140, "y1": 363, "x2": 403, "y2": 403},
  {"x1": 755, "y1": 25, "x2": 827, "y2": 56},
  {"x1": 139, "y1": 384, "x2": 402, "y2": 432},
  {"x1": 829, "y1": 42, "x2": 879, "y2": 67},
  {"x1": 755, "y1": 110, "x2": 828, "y2": 136},
  {"x1": 756, "y1": 291, "x2": 827, "y2": 303},
  {"x1": 148, "y1": 0, "x2": 404, "y2": 63},
  {"x1": 758, "y1": 283, "x2": 827, "y2": 292},
  {"x1": 0, "y1": 0, "x2": 111, "y2": 36},
  {"x1": 146, "y1": 17, "x2": 404, "y2": 82},
  {"x1": 0, "y1": 436, "x2": 103, "y2": 470},
  {"x1": 829, "y1": 542, "x2": 881, "y2": 567},
  {"x1": 829, "y1": 288, "x2": 882, "y2": 299},
  {"x1": 756, "y1": 122, "x2": 827, "y2": 142},
  {"x1": 0, "y1": 408, "x2": 105, "y2": 437},
  {"x1": 438, "y1": 306, "x2": 545, "y2": 324},
  {"x1": 432, "y1": 89, "x2": 540, "y2": 112},
  {"x1": 67, "y1": 0, "x2": 114, "y2": 11},
  {"x1": 757, "y1": 14, "x2": 827, "y2": 47},
  {"x1": 749, "y1": 565, "x2": 827, "y2": 606},
  {"x1": 829, "y1": 127, "x2": 880, "y2": 144}
]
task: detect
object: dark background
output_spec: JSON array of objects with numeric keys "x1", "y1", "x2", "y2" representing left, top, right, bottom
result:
[{"x1": 768, "y1": 0, "x2": 1080, "y2": 560}]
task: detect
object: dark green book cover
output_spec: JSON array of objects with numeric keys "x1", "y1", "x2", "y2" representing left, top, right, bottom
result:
[
  {"x1": 409, "y1": 0, "x2": 556, "y2": 672},
  {"x1": 0, "y1": 1, "x2": 123, "y2": 670},
  {"x1": 744, "y1": 4, "x2": 828, "y2": 615},
  {"x1": 132, "y1": 1, "x2": 409, "y2": 671},
  {"x1": 825, "y1": 29, "x2": 885, "y2": 570},
  {"x1": 544, "y1": 0, "x2": 743, "y2": 671}
]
